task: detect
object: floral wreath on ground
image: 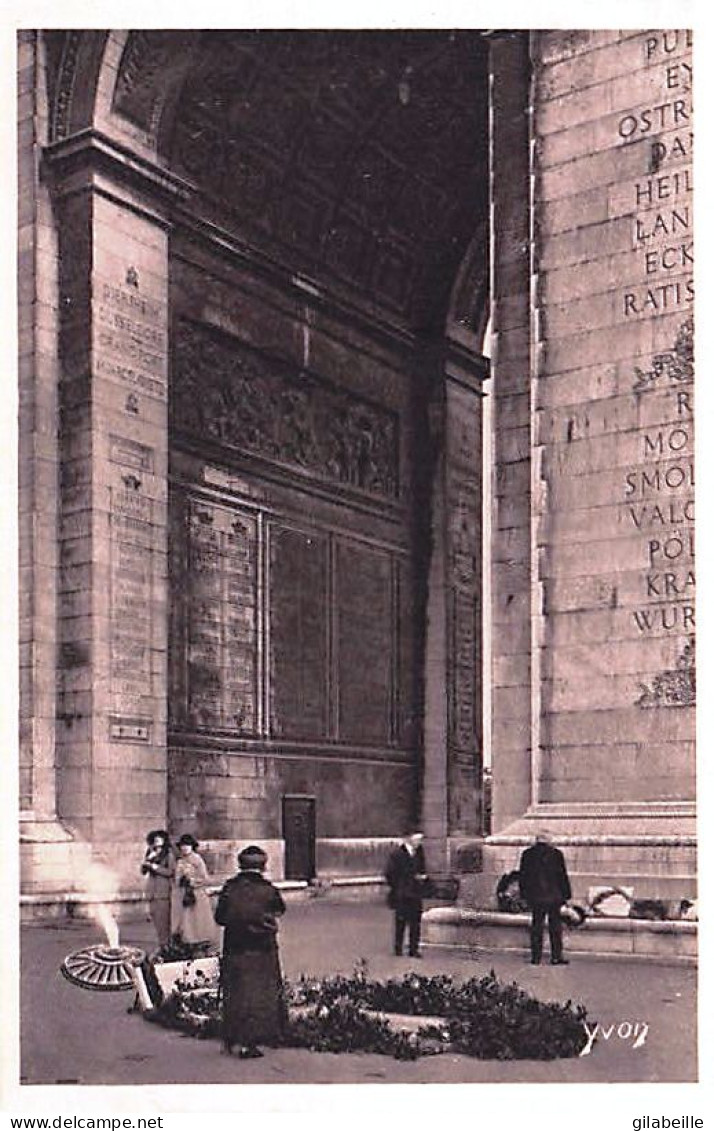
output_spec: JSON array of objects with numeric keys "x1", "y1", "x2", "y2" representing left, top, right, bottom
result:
[
  {"x1": 587, "y1": 886, "x2": 633, "y2": 916},
  {"x1": 495, "y1": 872, "x2": 587, "y2": 927},
  {"x1": 494, "y1": 875, "x2": 696, "y2": 924},
  {"x1": 143, "y1": 960, "x2": 592, "y2": 1061}
]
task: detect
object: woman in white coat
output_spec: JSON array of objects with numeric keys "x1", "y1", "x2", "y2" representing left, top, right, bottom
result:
[{"x1": 172, "y1": 834, "x2": 219, "y2": 948}]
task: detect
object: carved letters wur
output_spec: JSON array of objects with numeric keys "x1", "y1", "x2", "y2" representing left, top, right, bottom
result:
[{"x1": 172, "y1": 319, "x2": 398, "y2": 498}]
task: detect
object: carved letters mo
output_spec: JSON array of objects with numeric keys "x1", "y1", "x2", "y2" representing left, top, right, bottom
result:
[{"x1": 172, "y1": 319, "x2": 398, "y2": 498}]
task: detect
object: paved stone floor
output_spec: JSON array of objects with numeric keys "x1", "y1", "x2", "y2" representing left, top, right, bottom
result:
[{"x1": 19, "y1": 899, "x2": 696, "y2": 1086}]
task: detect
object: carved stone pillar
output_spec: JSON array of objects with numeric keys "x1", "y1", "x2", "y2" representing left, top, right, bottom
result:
[
  {"x1": 422, "y1": 350, "x2": 485, "y2": 872},
  {"x1": 45, "y1": 139, "x2": 171, "y2": 884},
  {"x1": 19, "y1": 31, "x2": 60, "y2": 826},
  {"x1": 444, "y1": 363, "x2": 484, "y2": 838},
  {"x1": 19, "y1": 32, "x2": 84, "y2": 895}
]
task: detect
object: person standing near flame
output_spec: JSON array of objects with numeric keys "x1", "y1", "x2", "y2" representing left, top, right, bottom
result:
[
  {"x1": 214, "y1": 845, "x2": 286, "y2": 1058},
  {"x1": 141, "y1": 829, "x2": 175, "y2": 948},
  {"x1": 172, "y1": 834, "x2": 219, "y2": 949}
]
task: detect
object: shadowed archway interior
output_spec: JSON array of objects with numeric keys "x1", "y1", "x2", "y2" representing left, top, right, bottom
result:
[{"x1": 109, "y1": 29, "x2": 490, "y2": 335}]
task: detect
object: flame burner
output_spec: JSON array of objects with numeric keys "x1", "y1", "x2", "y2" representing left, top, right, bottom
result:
[{"x1": 60, "y1": 943, "x2": 146, "y2": 992}]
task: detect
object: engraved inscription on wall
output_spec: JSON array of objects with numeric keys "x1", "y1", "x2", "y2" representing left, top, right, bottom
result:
[
  {"x1": 446, "y1": 382, "x2": 481, "y2": 764},
  {"x1": 94, "y1": 278, "x2": 168, "y2": 400},
  {"x1": 612, "y1": 31, "x2": 696, "y2": 706},
  {"x1": 110, "y1": 469, "x2": 154, "y2": 723},
  {"x1": 336, "y1": 541, "x2": 393, "y2": 744},
  {"x1": 269, "y1": 525, "x2": 329, "y2": 739},
  {"x1": 171, "y1": 495, "x2": 258, "y2": 732},
  {"x1": 626, "y1": 329, "x2": 694, "y2": 635},
  {"x1": 172, "y1": 318, "x2": 398, "y2": 498},
  {"x1": 169, "y1": 486, "x2": 414, "y2": 750},
  {"x1": 620, "y1": 31, "x2": 693, "y2": 320},
  {"x1": 624, "y1": 318, "x2": 695, "y2": 706}
]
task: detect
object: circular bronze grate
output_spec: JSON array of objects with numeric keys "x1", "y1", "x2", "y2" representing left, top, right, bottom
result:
[{"x1": 60, "y1": 944, "x2": 146, "y2": 992}]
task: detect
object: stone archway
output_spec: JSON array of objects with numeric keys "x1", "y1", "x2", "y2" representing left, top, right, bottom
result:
[
  {"x1": 154, "y1": 31, "x2": 492, "y2": 877},
  {"x1": 22, "y1": 29, "x2": 493, "y2": 897},
  {"x1": 20, "y1": 28, "x2": 696, "y2": 917}
]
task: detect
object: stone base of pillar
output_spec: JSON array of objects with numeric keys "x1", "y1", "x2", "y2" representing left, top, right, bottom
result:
[
  {"x1": 314, "y1": 838, "x2": 401, "y2": 881},
  {"x1": 19, "y1": 833, "x2": 405, "y2": 916},
  {"x1": 455, "y1": 805, "x2": 696, "y2": 910},
  {"x1": 19, "y1": 816, "x2": 93, "y2": 896},
  {"x1": 204, "y1": 837, "x2": 403, "y2": 885},
  {"x1": 422, "y1": 907, "x2": 697, "y2": 964},
  {"x1": 19, "y1": 875, "x2": 388, "y2": 924}
]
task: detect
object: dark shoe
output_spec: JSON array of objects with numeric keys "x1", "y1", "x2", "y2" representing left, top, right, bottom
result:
[
  {"x1": 238, "y1": 1046, "x2": 264, "y2": 1059},
  {"x1": 550, "y1": 957, "x2": 570, "y2": 965},
  {"x1": 394, "y1": 949, "x2": 403, "y2": 956},
  {"x1": 530, "y1": 957, "x2": 541, "y2": 965},
  {"x1": 409, "y1": 952, "x2": 423, "y2": 959},
  {"x1": 221, "y1": 1043, "x2": 233, "y2": 1056}
]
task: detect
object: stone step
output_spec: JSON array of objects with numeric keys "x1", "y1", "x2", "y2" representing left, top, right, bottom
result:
[
  {"x1": 19, "y1": 875, "x2": 390, "y2": 924},
  {"x1": 458, "y1": 869, "x2": 698, "y2": 910},
  {"x1": 422, "y1": 907, "x2": 697, "y2": 964}
]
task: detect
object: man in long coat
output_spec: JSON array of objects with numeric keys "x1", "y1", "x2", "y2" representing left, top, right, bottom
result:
[
  {"x1": 384, "y1": 830, "x2": 429, "y2": 958},
  {"x1": 214, "y1": 845, "x2": 286, "y2": 1058},
  {"x1": 518, "y1": 831, "x2": 572, "y2": 965}
]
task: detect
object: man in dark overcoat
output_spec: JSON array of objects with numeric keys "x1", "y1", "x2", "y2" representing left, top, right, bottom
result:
[
  {"x1": 214, "y1": 845, "x2": 286, "y2": 1058},
  {"x1": 518, "y1": 831, "x2": 572, "y2": 965},
  {"x1": 384, "y1": 830, "x2": 429, "y2": 958}
]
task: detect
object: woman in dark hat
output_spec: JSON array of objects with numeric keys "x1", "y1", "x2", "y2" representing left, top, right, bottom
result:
[
  {"x1": 214, "y1": 845, "x2": 286, "y2": 1058},
  {"x1": 141, "y1": 829, "x2": 174, "y2": 948},
  {"x1": 172, "y1": 833, "x2": 219, "y2": 949}
]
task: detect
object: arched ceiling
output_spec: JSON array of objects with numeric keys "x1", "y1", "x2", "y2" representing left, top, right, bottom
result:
[
  {"x1": 51, "y1": 30, "x2": 491, "y2": 336},
  {"x1": 165, "y1": 31, "x2": 489, "y2": 334}
]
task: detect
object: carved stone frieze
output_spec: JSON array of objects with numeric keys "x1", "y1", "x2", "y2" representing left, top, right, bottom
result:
[
  {"x1": 636, "y1": 637, "x2": 696, "y2": 709},
  {"x1": 52, "y1": 31, "x2": 82, "y2": 141},
  {"x1": 113, "y1": 30, "x2": 199, "y2": 137},
  {"x1": 633, "y1": 316, "x2": 694, "y2": 394},
  {"x1": 172, "y1": 319, "x2": 399, "y2": 498}
]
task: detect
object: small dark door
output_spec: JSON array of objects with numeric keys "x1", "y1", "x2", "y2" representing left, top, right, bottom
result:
[{"x1": 282, "y1": 795, "x2": 316, "y2": 881}]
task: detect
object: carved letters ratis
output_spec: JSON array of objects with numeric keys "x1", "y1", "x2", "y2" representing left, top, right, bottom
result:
[{"x1": 172, "y1": 319, "x2": 398, "y2": 497}]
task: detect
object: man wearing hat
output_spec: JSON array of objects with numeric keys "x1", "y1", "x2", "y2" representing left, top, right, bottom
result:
[{"x1": 214, "y1": 845, "x2": 287, "y2": 1058}]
